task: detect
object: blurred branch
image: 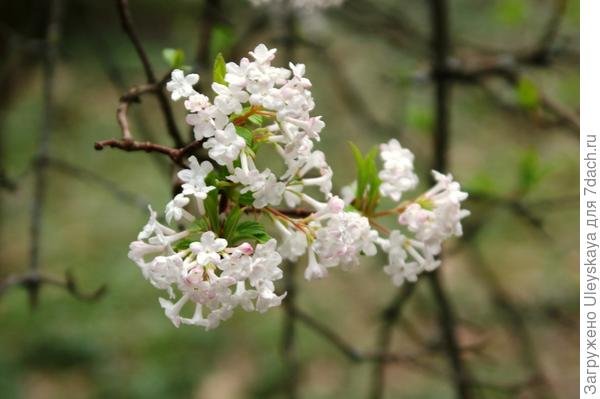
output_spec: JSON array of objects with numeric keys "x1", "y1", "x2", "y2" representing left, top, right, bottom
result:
[
  {"x1": 368, "y1": 284, "x2": 415, "y2": 399},
  {"x1": 336, "y1": 0, "x2": 428, "y2": 56},
  {"x1": 294, "y1": 306, "x2": 442, "y2": 373},
  {"x1": 445, "y1": 0, "x2": 578, "y2": 136},
  {"x1": 46, "y1": 157, "x2": 149, "y2": 210},
  {"x1": 426, "y1": 1, "x2": 474, "y2": 398},
  {"x1": 300, "y1": 39, "x2": 398, "y2": 139},
  {"x1": 0, "y1": 0, "x2": 106, "y2": 306},
  {"x1": 281, "y1": 12, "x2": 300, "y2": 399},
  {"x1": 0, "y1": 271, "x2": 106, "y2": 302},
  {"x1": 195, "y1": 0, "x2": 225, "y2": 85},
  {"x1": 115, "y1": 0, "x2": 183, "y2": 147},
  {"x1": 467, "y1": 245, "x2": 558, "y2": 399},
  {"x1": 281, "y1": 261, "x2": 299, "y2": 399},
  {"x1": 27, "y1": 0, "x2": 63, "y2": 307},
  {"x1": 0, "y1": 170, "x2": 17, "y2": 191}
]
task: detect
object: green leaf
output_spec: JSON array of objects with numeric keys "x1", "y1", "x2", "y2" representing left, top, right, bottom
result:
[
  {"x1": 209, "y1": 24, "x2": 234, "y2": 62},
  {"x1": 238, "y1": 191, "x2": 255, "y2": 206},
  {"x1": 213, "y1": 53, "x2": 227, "y2": 85},
  {"x1": 248, "y1": 114, "x2": 264, "y2": 126},
  {"x1": 173, "y1": 238, "x2": 193, "y2": 252},
  {"x1": 517, "y1": 149, "x2": 548, "y2": 193},
  {"x1": 231, "y1": 221, "x2": 271, "y2": 244},
  {"x1": 364, "y1": 146, "x2": 381, "y2": 213},
  {"x1": 162, "y1": 48, "x2": 185, "y2": 69},
  {"x1": 466, "y1": 173, "x2": 496, "y2": 195},
  {"x1": 222, "y1": 207, "x2": 242, "y2": 241},
  {"x1": 495, "y1": 0, "x2": 526, "y2": 25},
  {"x1": 406, "y1": 104, "x2": 433, "y2": 133},
  {"x1": 349, "y1": 142, "x2": 367, "y2": 206},
  {"x1": 189, "y1": 217, "x2": 210, "y2": 233},
  {"x1": 516, "y1": 78, "x2": 539, "y2": 109},
  {"x1": 235, "y1": 126, "x2": 253, "y2": 147},
  {"x1": 204, "y1": 188, "x2": 220, "y2": 232}
]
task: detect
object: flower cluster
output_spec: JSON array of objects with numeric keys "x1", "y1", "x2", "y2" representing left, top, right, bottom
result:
[
  {"x1": 129, "y1": 198, "x2": 286, "y2": 330},
  {"x1": 127, "y1": 44, "x2": 469, "y2": 329},
  {"x1": 375, "y1": 141, "x2": 470, "y2": 286}
]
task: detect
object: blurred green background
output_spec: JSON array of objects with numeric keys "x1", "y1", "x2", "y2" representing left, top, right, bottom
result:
[{"x1": 0, "y1": 0, "x2": 579, "y2": 398}]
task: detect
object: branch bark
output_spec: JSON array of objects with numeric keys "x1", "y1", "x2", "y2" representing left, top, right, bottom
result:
[
  {"x1": 115, "y1": 0, "x2": 183, "y2": 147},
  {"x1": 427, "y1": 1, "x2": 473, "y2": 398}
]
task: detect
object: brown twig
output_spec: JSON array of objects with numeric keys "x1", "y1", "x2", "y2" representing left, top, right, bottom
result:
[
  {"x1": 115, "y1": 76, "x2": 169, "y2": 140},
  {"x1": 94, "y1": 138, "x2": 205, "y2": 167},
  {"x1": 115, "y1": 0, "x2": 183, "y2": 147}
]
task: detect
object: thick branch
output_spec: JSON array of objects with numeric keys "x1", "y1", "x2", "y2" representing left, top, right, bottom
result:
[{"x1": 427, "y1": 1, "x2": 474, "y2": 398}]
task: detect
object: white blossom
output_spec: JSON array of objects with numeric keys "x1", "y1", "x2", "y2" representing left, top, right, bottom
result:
[
  {"x1": 166, "y1": 69, "x2": 199, "y2": 101},
  {"x1": 177, "y1": 156, "x2": 215, "y2": 199},
  {"x1": 203, "y1": 123, "x2": 246, "y2": 168},
  {"x1": 165, "y1": 193, "x2": 192, "y2": 223},
  {"x1": 378, "y1": 139, "x2": 419, "y2": 201}
]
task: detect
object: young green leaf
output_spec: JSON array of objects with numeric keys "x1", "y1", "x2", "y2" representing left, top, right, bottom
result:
[
  {"x1": 516, "y1": 78, "x2": 539, "y2": 109},
  {"x1": 162, "y1": 48, "x2": 185, "y2": 69},
  {"x1": 364, "y1": 146, "x2": 381, "y2": 213},
  {"x1": 235, "y1": 126, "x2": 254, "y2": 147},
  {"x1": 349, "y1": 142, "x2": 368, "y2": 206},
  {"x1": 517, "y1": 149, "x2": 548, "y2": 194},
  {"x1": 209, "y1": 24, "x2": 234, "y2": 62},
  {"x1": 238, "y1": 191, "x2": 255, "y2": 206},
  {"x1": 248, "y1": 114, "x2": 264, "y2": 126},
  {"x1": 172, "y1": 238, "x2": 193, "y2": 252},
  {"x1": 213, "y1": 53, "x2": 227, "y2": 85},
  {"x1": 222, "y1": 206, "x2": 242, "y2": 241},
  {"x1": 231, "y1": 221, "x2": 271, "y2": 244},
  {"x1": 189, "y1": 217, "x2": 210, "y2": 233},
  {"x1": 204, "y1": 188, "x2": 220, "y2": 232}
]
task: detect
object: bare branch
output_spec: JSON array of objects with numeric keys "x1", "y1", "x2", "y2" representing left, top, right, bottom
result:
[
  {"x1": 94, "y1": 138, "x2": 205, "y2": 166},
  {"x1": 26, "y1": 0, "x2": 63, "y2": 307},
  {"x1": 368, "y1": 284, "x2": 416, "y2": 399},
  {"x1": 0, "y1": 271, "x2": 106, "y2": 302},
  {"x1": 46, "y1": 157, "x2": 148, "y2": 210},
  {"x1": 115, "y1": 0, "x2": 183, "y2": 147}
]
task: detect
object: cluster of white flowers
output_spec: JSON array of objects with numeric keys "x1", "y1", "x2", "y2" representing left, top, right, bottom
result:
[
  {"x1": 376, "y1": 141, "x2": 470, "y2": 286},
  {"x1": 129, "y1": 159, "x2": 286, "y2": 330},
  {"x1": 168, "y1": 44, "x2": 331, "y2": 210},
  {"x1": 248, "y1": 0, "x2": 344, "y2": 11},
  {"x1": 378, "y1": 139, "x2": 418, "y2": 201},
  {"x1": 126, "y1": 44, "x2": 469, "y2": 329}
]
